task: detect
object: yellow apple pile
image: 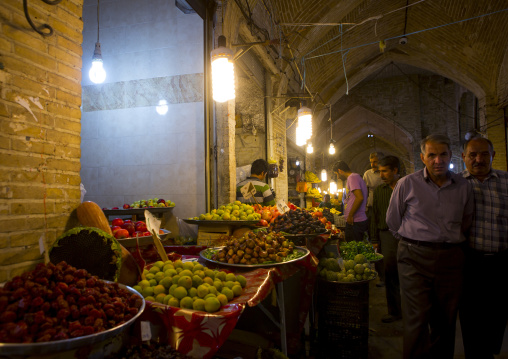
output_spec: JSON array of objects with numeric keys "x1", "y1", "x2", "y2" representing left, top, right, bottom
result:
[{"x1": 191, "y1": 201, "x2": 261, "y2": 221}]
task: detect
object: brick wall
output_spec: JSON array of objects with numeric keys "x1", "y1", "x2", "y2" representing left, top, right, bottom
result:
[{"x1": 0, "y1": 0, "x2": 83, "y2": 282}]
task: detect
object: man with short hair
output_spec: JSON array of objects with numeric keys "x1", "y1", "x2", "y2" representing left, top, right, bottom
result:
[
  {"x1": 459, "y1": 135, "x2": 508, "y2": 359},
  {"x1": 333, "y1": 160, "x2": 368, "y2": 242},
  {"x1": 373, "y1": 155, "x2": 402, "y2": 323},
  {"x1": 386, "y1": 134, "x2": 473, "y2": 359},
  {"x1": 364, "y1": 152, "x2": 386, "y2": 286},
  {"x1": 236, "y1": 159, "x2": 276, "y2": 206}
]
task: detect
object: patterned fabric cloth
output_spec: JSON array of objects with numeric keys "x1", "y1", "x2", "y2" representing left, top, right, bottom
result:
[
  {"x1": 462, "y1": 169, "x2": 508, "y2": 252},
  {"x1": 236, "y1": 177, "x2": 276, "y2": 206}
]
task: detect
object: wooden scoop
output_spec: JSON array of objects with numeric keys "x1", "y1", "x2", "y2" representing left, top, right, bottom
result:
[{"x1": 76, "y1": 201, "x2": 141, "y2": 286}]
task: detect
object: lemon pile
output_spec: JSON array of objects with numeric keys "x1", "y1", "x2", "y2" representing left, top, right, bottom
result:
[
  {"x1": 318, "y1": 253, "x2": 377, "y2": 283},
  {"x1": 191, "y1": 201, "x2": 261, "y2": 221},
  {"x1": 133, "y1": 259, "x2": 246, "y2": 313}
]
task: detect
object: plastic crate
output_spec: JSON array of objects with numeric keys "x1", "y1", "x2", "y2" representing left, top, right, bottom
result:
[{"x1": 316, "y1": 279, "x2": 369, "y2": 359}]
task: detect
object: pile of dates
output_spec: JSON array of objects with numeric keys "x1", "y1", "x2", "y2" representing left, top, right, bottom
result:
[
  {"x1": 211, "y1": 231, "x2": 295, "y2": 265},
  {"x1": 105, "y1": 342, "x2": 192, "y2": 359},
  {"x1": 0, "y1": 261, "x2": 143, "y2": 343},
  {"x1": 270, "y1": 208, "x2": 326, "y2": 234}
]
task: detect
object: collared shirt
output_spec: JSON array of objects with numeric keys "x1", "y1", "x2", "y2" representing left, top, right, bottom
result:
[
  {"x1": 386, "y1": 168, "x2": 474, "y2": 243},
  {"x1": 462, "y1": 169, "x2": 508, "y2": 252},
  {"x1": 236, "y1": 177, "x2": 276, "y2": 206},
  {"x1": 344, "y1": 173, "x2": 368, "y2": 222},
  {"x1": 373, "y1": 183, "x2": 393, "y2": 231},
  {"x1": 363, "y1": 169, "x2": 384, "y2": 207}
]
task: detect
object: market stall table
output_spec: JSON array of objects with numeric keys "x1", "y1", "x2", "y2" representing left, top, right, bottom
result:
[{"x1": 136, "y1": 234, "x2": 328, "y2": 359}]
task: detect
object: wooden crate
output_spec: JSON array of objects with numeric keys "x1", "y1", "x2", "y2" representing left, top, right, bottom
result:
[{"x1": 197, "y1": 224, "x2": 232, "y2": 246}]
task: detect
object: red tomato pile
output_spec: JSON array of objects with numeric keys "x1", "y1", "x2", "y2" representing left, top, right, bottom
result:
[{"x1": 110, "y1": 218, "x2": 162, "y2": 239}]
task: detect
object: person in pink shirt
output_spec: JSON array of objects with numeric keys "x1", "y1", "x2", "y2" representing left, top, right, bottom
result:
[{"x1": 333, "y1": 160, "x2": 368, "y2": 242}]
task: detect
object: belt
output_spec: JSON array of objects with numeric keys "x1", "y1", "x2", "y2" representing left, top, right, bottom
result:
[{"x1": 402, "y1": 237, "x2": 464, "y2": 249}]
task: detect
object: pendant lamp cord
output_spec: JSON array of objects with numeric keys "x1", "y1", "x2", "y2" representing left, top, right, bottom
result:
[
  {"x1": 23, "y1": 0, "x2": 62, "y2": 37},
  {"x1": 97, "y1": 0, "x2": 100, "y2": 42}
]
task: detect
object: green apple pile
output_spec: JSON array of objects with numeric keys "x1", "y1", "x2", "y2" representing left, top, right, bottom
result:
[
  {"x1": 132, "y1": 259, "x2": 246, "y2": 313},
  {"x1": 130, "y1": 198, "x2": 175, "y2": 209},
  {"x1": 318, "y1": 253, "x2": 377, "y2": 283},
  {"x1": 191, "y1": 201, "x2": 261, "y2": 221}
]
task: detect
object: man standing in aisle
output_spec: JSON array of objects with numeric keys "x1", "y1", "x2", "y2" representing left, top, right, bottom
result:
[
  {"x1": 386, "y1": 134, "x2": 473, "y2": 359},
  {"x1": 459, "y1": 135, "x2": 508, "y2": 359},
  {"x1": 333, "y1": 160, "x2": 368, "y2": 242},
  {"x1": 372, "y1": 155, "x2": 402, "y2": 323},
  {"x1": 363, "y1": 152, "x2": 385, "y2": 286},
  {"x1": 236, "y1": 159, "x2": 276, "y2": 206}
]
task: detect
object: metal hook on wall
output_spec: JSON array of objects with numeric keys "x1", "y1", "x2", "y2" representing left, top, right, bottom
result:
[{"x1": 23, "y1": 0, "x2": 62, "y2": 37}]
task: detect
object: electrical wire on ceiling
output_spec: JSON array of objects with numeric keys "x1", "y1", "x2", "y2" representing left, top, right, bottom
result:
[
  {"x1": 303, "y1": 0, "x2": 426, "y2": 59},
  {"x1": 304, "y1": 7, "x2": 508, "y2": 61}
]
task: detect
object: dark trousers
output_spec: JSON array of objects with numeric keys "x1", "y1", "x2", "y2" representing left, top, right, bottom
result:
[
  {"x1": 379, "y1": 230, "x2": 400, "y2": 316},
  {"x1": 460, "y1": 247, "x2": 508, "y2": 358},
  {"x1": 345, "y1": 220, "x2": 368, "y2": 242},
  {"x1": 397, "y1": 240, "x2": 465, "y2": 359}
]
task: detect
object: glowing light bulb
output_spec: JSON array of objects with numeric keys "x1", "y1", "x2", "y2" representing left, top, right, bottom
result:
[
  {"x1": 89, "y1": 42, "x2": 106, "y2": 84},
  {"x1": 307, "y1": 143, "x2": 313, "y2": 153},
  {"x1": 156, "y1": 99, "x2": 168, "y2": 115},
  {"x1": 449, "y1": 163, "x2": 454, "y2": 169},
  {"x1": 329, "y1": 143, "x2": 335, "y2": 155},
  {"x1": 330, "y1": 181, "x2": 337, "y2": 194},
  {"x1": 321, "y1": 169, "x2": 327, "y2": 182},
  {"x1": 211, "y1": 36, "x2": 235, "y2": 103}
]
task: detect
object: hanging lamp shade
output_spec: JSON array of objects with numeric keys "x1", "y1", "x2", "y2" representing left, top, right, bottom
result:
[
  {"x1": 307, "y1": 143, "x2": 313, "y2": 154},
  {"x1": 296, "y1": 126, "x2": 306, "y2": 146},
  {"x1": 321, "y1": 169, "x2": 327, "y2": 182},
  {"x1": 297, "y1": 106, "x2": 312, "y2": 140},
  {"x1": 211, "y1": 35, "x2": 235, "y2": 102}
]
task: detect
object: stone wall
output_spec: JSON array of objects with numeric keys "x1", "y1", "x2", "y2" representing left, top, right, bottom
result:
[{"x1": 0, "y1": 0, "x2": 84, "y2": 281}]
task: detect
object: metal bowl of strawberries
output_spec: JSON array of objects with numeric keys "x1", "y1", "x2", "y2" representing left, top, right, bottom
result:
[{"x1": 0, "y1": 261, "x2": 145, "y2": 356}]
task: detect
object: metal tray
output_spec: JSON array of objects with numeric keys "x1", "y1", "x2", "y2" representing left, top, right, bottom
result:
[
  {"x1": 277, "y1": 229, "x2": 328, "y2": 239},
  {"x1": 0, "y1": 282, "x2": 145, "y2": 356},
  {"x1": 200, "y1": 246, "x2": 310, "y2": 268},
  {"x1": 183, "y1": 219, "x2": 260, "y2": 226}
]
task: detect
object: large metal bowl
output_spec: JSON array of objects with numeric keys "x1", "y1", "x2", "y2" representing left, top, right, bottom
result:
[{"x1": 0, "y1": 282, "x2": 145, "y2": 356}]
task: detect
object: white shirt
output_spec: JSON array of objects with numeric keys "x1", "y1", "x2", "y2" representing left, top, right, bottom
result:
[{"x1": 363, "y1": 168, "x2": 384, "y2": 208}]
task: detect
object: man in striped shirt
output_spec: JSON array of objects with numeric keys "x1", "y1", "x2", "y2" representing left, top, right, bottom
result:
[
  {"x1": 460, "y1": 135, "x2": 508, "y2": 359},
  {"x1": 236, "y1": 159, "x2": 276, "y2": 206},
  {"x1": 373, "y1": 155, "x2": 402, "y2": 323}
]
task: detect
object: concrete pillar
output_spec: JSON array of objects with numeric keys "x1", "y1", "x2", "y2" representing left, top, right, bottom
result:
[{"x1": 215, "y1": 101, "x2": 236, "y2": 205}]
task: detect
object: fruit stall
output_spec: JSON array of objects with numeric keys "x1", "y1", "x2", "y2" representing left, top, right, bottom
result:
[{"x1": 0, "y1": 197, "x2": 381, "y2": 359}]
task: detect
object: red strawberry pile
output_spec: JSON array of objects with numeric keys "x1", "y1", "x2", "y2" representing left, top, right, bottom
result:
[{"x1": 0, "y1": 261, "x2": 143, "y2": 343}]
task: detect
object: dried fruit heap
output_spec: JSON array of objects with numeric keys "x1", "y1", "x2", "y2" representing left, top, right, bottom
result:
[
  {"x1": 270, "y1": 208, "x2": 326, "y2": 235},
  {"x1": 0, "y1": 261, "x2": 143, "y2": 343},
  {"x1": 211, "y1": 231, "x2": 296, "y2": 265}
]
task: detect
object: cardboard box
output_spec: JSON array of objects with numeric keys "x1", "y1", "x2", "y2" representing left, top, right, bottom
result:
[{"x1": 197, "y1": 224, "x2": 232, "y2": 246}]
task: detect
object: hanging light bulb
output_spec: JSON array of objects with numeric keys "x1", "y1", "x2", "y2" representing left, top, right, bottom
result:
[
  {"x1": 295, "y1": 158, "x2": 300, "y2": 166},
  {"x1": 297, "y1": 106, "x2": 312, "y2": 140},
  {"x1": 156, "y1": 99, "x2": 168, "y2": 115},
  {"x1": 330, "y1": 180, "x2": 337, "y2": 194},
  {"x1": 321, "y1": 169, "x2": 327, "y2": 182},
  {"x1": 89, "y1": 0, "x2": 106, "y2": 84},
  {"x1": 329, "y1": 142, "x2": 335, "y2": 155},
  {"x1": 307, "y1": 143, "x2": 313, "y2": 154},
  {"x1": 211, "y1": 35, "x2": 235, "y2": 102}
]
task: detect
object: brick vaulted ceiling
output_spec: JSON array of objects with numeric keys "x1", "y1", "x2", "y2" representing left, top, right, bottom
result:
[{"x1": 224, "y1": 0, "x2": 508, "y2": 165}]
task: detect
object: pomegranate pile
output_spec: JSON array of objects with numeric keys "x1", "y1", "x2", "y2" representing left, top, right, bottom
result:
[{"x1": 0, "y1": 261, "x2": 143, "y2": 343}]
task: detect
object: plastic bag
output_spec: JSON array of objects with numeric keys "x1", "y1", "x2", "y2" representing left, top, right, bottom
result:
[{"x1": 80, "y1": 183, "x2": 86, "y2": 202}]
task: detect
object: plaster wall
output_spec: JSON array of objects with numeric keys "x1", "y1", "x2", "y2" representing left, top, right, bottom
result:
[{"x1": 80, "y1": 0, "x2": 205, "y2": 220}]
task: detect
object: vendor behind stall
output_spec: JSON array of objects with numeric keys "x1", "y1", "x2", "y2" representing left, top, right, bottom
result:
[
  {"x1": 236, "y1": 159, "x2": 276, "y2": 206},
  {"x1": 318, "y1": 194, "x2": 333, "y2": 209}
]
